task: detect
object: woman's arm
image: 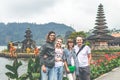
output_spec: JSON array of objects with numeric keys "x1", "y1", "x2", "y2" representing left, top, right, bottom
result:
[
  {"x1": 39, "y1": 44, "x2": 47, "y2": 72},
  {"x1": 64, "y1": 61, "x2": 70, "y2": 73}
]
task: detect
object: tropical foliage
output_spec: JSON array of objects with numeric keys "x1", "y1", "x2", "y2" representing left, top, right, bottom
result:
[
  {"x1": 69, "y1": 31, "x2": 86, "y2": 39},
  {"x1": 5, "y1": 57, "x2": 40, "y2": 80},
  {"x1": 5, "y1": 57, "x2": 69, "y2": 80},
  {"x1": 5, "y1": 58, "x2": 23, "y2": 79}
]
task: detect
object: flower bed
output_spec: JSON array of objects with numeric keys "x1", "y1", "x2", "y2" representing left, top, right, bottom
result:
[{"x1": 90, "y1": 52, "x2": 120, "y2": 80}]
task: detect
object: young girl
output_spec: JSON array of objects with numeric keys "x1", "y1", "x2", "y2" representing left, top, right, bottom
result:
[
  {"x1": 54, "y1": 38, "x2": 64, "y2": 80},
  {"x1": 63, "y1": 39, "x2": 77, "y2": 80}
]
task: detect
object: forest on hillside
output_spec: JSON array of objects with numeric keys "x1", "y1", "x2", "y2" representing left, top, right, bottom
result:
[{"x1": 0, "y1": 22, "x2": 75, "y2": 45}]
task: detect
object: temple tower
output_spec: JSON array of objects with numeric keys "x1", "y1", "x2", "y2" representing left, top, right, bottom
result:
[
  {"x1": 87, "y1": 4, "x2": 114, "y2": 50},
  {"x1": 21, "y1": 28, "x2": 36, "y2": 52}
]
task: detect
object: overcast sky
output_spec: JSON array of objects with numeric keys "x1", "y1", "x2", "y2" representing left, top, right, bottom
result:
[{"x1": 0, "y1": 0, "x2": 120, "y2": 32}]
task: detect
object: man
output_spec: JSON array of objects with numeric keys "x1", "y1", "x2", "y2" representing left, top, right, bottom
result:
[
  {"x1": 39, "y1": 31, "x2": 56, "y2": 80},
  {"x1": 74, "y1": 36, "x2": 92, "y2": 80}
]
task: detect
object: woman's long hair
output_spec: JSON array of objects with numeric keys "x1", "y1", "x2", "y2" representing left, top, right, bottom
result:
[
  {"x1": 46, "y1": 31, "x2": 56, "y2": 42},
  {"x1": 66, "y1": 39, "x2": 74, "y2": 49}
]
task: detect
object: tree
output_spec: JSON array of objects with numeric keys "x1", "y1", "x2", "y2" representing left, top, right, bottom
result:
[
  {"x1": 64, "y1": 31, "x2": 73, "y2": 43},
  {"x1": 68, "y1": 31, "x2": 87, "y2": 44},
  {"x1": 69, "y1": 31, "x2": 86, "y2": 39}
]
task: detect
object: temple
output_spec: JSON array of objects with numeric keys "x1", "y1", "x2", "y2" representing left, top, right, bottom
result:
[
  {"x1": 8, "y1": 28, "x2": 36, "y2": 53},
  {"x1": 87, "y1": 4, "x2": 114, "y2": 50},
  {"x1": 21, "y1": 28, "x2": 36, "y2": 52}
]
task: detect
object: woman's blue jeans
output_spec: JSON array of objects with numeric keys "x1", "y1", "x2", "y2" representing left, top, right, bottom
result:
[
  {"x1": 54, "y1": 66, "x2": 63, "y2": 80},
  {"x1": 40, "y1": 67, "x2": 54, "y2": 80}
]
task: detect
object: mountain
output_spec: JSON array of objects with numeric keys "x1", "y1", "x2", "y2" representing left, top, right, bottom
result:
[{"x1": 0, "y1": 22, "x2": 75, "y2": 45}]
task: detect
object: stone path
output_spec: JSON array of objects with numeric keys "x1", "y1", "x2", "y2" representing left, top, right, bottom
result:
[{"x1": 95, "y1": 67, "x2": 120, "y2": 80}]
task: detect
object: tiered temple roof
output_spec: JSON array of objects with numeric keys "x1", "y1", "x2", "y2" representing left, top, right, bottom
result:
[
  {"x1": 21, "y1": 28, "x2": 36, "y2": 52},
  {"x1": 87, "y1": 4, "x2": 114, "y2": 41}
]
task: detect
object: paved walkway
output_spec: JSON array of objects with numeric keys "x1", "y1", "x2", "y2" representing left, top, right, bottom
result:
[{"x1": 95, "y1": 67, "x2": 120, "y2": 80}]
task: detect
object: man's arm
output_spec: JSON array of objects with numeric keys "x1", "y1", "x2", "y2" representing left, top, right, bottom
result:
[{"x1": 88, "y1": 53, "x2": 92, "y2": 65}]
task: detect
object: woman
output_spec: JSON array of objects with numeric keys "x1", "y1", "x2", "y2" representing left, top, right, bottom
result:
[
  {"x1": 63, "y1": 39, "x2": 78, "y2": 80},
  {"x1": 39, "y1": 31, "x2": 56, "y2": 80},
  {"x1": 54, "y1": 38, "x2": 64, "y2": 80}
]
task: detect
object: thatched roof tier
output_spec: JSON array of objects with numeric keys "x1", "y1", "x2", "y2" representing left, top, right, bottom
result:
[
  {"x1": 96, "y1": 19, "x2": 106, "y2": 22},
  {"x1": 24, "y1": 34, "x2": 32, "y2": 38},
  {"x1": 87, "y1": 34, "x2": 114, "y2": 41},
  {"x1": 96, "y1": 16, "x2": 105, "y2": 18},
  {"x1": 25, "y1": 28, "x2": 31, "y2": 34},
  {"x1": 94, "y1": 26, "x2": 108, "y2": 29},
  {"x1": 98, "y1": 3, "x2": 103, "y2": 7},
  {"x1": 93, "y1": 30, "x2": 109, "y2": 34},
  {"x1": 108, "y1": 37, "x2": 120, "y2": 44},
  {"x1": 97, "y1": 14, "x2": 104, "y2": 16},
  {"x1": 95, "y1": 22, "x2": 106, "y2": 25}
]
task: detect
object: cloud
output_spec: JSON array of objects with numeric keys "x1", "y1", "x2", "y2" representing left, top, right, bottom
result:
[
  {"x1": 6, "y1": 0, "x2": 59, "y2": 16},
  {"x1": 0, "y1": 0, "x2": 120, "y2": 31}
]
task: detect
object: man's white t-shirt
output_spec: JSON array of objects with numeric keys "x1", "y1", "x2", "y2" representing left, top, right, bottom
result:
[{"x1": 74, "y1": 45, "x2": 91, "y2": 67}]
